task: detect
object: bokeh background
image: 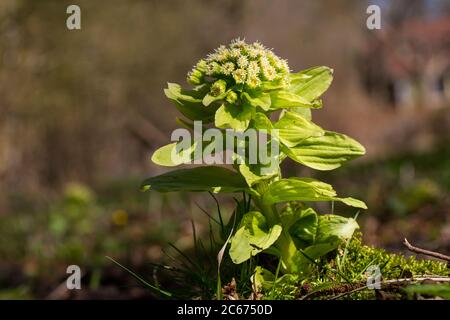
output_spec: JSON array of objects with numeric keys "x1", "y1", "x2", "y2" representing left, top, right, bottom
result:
[{"x1": 0, "y1": 0, "x2": 449, "y2": 299}]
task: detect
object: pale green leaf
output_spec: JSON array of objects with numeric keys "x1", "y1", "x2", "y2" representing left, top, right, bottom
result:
[
  {"x1": 302, "y1": 242, "x2": 340, "y2": 260},
  {"x1": 238, "y1": 162, "x2": 279, "y2": 187},
  {"x1": 252, "y1": 266, "x2": 275, "y2": 291},
  {"x1": 151, "y1": 142, "x2": 193, "y2": 167},
  {"x1": 252, "y1": 112, "x2": 274, "y2": 130},
  {"x1": 164, "y1": 83, "x2": 217, "y2": 122},
  {"x1": 215, "y1": 103, "x2": 254, "y2": 131},
  {"x1": 283, "y1": 131, "x2": 366, "y2": 170},
  {"x1": 289, "y1": 66, "x2": 333, "y2": 101},
  {"x1": 202, "y1": 91, "x2": 228, "y2": 107},
  {"x1": 280, "y1": 107, "x2": 312, "y2": 121},
  {"x1": 270, "y1": 90, "x2": 318, "y2": 110},
  {"x1": 315, "y1": 215, "x2": 359, "y2": 243},
  {"x1": 141, "y1": 166, "x2": 249, "y2": 193},
  {"x1": 290, "y1": 214, "x2": 358, "y2": 269},
  {"x1": 241, "y1": 91, "x2": 271, "y2": 111},
  {"x1": 252, "y1": 111, "x2": 324, "y2": 149},
  {"x1": 260, "y1": 78, "x2": 287, "y2": 91},
  {"x1": 262, "y1": 177, "x2": 367, "y2": 209},
  {"x1": 229, "y1": 211, "x2": 282, "y2": 264},
  {"x1": 274, "y1": 111, "x2": 324, "y2": 147}
]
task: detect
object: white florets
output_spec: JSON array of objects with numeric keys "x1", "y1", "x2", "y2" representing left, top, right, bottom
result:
[
  {"x1": 189, "y1": 38, "x2": 290, "y2": 89},
  {"x1": 233, "y1": 68, "x2": 247, "y2": 84},
  {"x1": 221, "y1": 62, "x2": 235, "y2": 75}
]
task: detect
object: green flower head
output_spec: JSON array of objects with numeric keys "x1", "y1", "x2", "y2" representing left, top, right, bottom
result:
[
  {"x1": 210, "y1": 79, "x2": 227, "y2": 97},
  {"x1": 187, "y1": 59, "x2": 206, "y2": 85},
  {"x1": 226, "y1": 91, "x2": 238, "y2": 104},
  {"x1": 188, "y1": 38, "x2": 290, "y2": 89}
]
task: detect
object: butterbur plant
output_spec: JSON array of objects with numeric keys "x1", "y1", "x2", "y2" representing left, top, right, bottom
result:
[{"x1": 142, "y1": 39, "x2": 367, "y2": 278}]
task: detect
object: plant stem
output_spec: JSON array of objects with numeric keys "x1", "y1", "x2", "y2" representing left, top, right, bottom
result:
[{"x1": 253, "y1": 181, "x2": 298, "y2": 274}]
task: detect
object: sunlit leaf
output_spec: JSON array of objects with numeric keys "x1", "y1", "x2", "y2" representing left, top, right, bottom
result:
[
  {"x1": 241, "y1": 91, "x2": 271, "y2": 111},
  {"x1": 151, "y1": 142, "x2": 197, "y2": 167},
  {"x1": 164, "y1": 83, "x2": 217, "y2": 122},
  {"x1": 270, "y1": 90, "x2": 319, "y2": 110},
  {"x1": 262, "y1": 177, "x2": 367, "y2": 209},
  {"x1": 229, "y1": 211, "x2": 282, "y2": 264},
  {"x1": 141, "y1": 166, "x2": 249, "y2": 193},
  {"x1": 215, "y1": 103, "x2": 254, "y2": 131},
  {"x1": 283, "y1": 131, "x2": 366, "y2": 170},
  {"x1": 289, "y1": 66, "x2": 333, "y2": 101},
  {"x1": 274, "y1": 111, "x2": 324, "y2": 147},
  {"x1": 238, "y1": 162, "x2": 279, "y2": 187}
]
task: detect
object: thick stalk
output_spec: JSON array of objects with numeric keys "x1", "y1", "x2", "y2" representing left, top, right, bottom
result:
[{"x1": 254, "y1": 182, "x2": 298, "y2": 273}]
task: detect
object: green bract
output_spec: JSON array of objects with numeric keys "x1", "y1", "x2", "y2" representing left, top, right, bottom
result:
[{"x1": 143, "y1": 39, "x2": 367, "y2": 275}]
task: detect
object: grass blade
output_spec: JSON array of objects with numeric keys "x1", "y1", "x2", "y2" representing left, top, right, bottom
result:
[{"x1": 106, "y1": 256, "x2": 172, "y2": 297}]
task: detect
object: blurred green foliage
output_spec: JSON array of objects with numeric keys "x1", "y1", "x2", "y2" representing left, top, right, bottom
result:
[
  {"x1": 258, "y1": 233, "x2": 449, "y2": 300},
  {"x1": 0, "y1": 178, "x2": 209, "y2": 298},
  {"x1": 313, "y1": 144, "x2": 450, "y2": 218}
]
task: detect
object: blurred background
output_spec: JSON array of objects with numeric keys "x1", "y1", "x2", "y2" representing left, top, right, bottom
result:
[{"x1": 0, "y1": 0, "x2": 449, "y2": 299}]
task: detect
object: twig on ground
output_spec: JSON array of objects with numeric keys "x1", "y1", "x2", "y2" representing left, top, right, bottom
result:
[
  {"x1": 330, "y1": 277, "x2": 450, "y2": 300},
  {"x1": 403, "y1": 238, "x2": 450, "y2": 263}
]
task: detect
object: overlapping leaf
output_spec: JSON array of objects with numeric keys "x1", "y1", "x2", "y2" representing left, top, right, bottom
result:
[
  {"x1": 285, "y1": 207, "x2": 359, "y2": 271},
  {"x1": 274, "y1": 111, "x2": 324, "y2": 147},
  {"x1": 262, "y1": 177, "x2": 367, "y2": 209},
  {"x1": 141, "y1": 166, "x2": 249, "y2": 193},
  {"x1": 229, "y1": 211, "x2": 282, "y2": 264},
  {"x1": 289, "y1": 66, "x2": 333, "y2": 101},
  {"x1": 215, "y1": 103, "x2": 254, "y2": 131},
  {"x1": 241, "y1": 91, "x2": 271, "y2": 111},
  {"x1": 270, "y1": 90, "x2": 320, "y2": 110},
  {"x1": 164, "y1": 83, "x2": 217, "y2": 122},
  {"x1": 151, "y1": 142, "x2": 198, "y2": 167},
  {"x1": 283, "y1": 131, "x2": 366, "y2": 170}
]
